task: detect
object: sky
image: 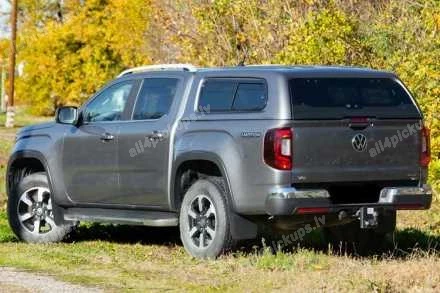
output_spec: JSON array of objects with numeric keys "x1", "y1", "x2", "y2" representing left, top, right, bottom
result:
[{"x1": 0, "y1": 0, "x2": 10, "y2": 38}]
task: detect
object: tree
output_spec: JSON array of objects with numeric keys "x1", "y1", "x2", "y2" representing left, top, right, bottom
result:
[
  {"x1": 16, "y1": 0, "x2": 153, "y2": 114},
  {"x1": 275, "y1": 4, "x2": 369, "y2": 65}
]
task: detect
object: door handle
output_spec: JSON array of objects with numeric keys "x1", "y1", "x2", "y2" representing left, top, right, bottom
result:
[
  {"x1": 148, "y1": 131, "x2": 164, "y2": 141},
  {"x1": 100, "y1": 132, "x2": 115, "y2": 142}
]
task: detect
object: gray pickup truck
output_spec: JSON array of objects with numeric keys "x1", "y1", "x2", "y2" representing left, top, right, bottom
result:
[{"x1": 7, "y1": 64, "x2": 432, "y2": 258}]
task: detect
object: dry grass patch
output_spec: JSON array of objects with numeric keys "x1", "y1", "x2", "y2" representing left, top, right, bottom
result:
[{"x1": 0, "y1": 219, "x2": 439, "y2": 292}]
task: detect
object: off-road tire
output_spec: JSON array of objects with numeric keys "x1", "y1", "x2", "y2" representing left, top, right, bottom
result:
[
  {"x1": 8, "y1": 172, "x2": 75, "y2": 243},
  {"x1": 179, "y1": 177, "x2": 234, "y2": 259}
]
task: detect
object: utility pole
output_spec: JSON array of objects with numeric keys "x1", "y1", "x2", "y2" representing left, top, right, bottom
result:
[
  {"x1": 0, "y1": 63, "x2": 5, "y2": 113},
  {"x1": 5, "y1": 0, "x2": 18, "y2": 128}
]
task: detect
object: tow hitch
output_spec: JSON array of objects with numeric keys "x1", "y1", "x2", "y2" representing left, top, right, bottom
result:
[{"x1": 358, "y1": 207, "x2": 379, "y2": 229}]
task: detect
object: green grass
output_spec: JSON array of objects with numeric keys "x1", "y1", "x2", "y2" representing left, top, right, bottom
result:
[
  {"x1": 0, "y1": 133, "x2": 13, "y2": 210},
  {"x1": 0, "y1": 218, "x2": 439, "y2": 292},
  {"x1": 0, "y1": 211, "x2": 14, "y2": 242},
  {"x1": 0, "y1": 110, "x2": 439, "y2": 291},
  {"x1": 0, "y1": 107, "x2": 50, "y2": 128}
]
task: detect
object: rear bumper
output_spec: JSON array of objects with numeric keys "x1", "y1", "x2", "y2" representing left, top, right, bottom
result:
[{"x1": 266, "y1": 185, "x2": 432, "y2": 216}]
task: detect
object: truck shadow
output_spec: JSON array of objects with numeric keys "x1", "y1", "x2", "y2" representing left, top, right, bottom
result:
[
  {"x1": 385, "y1": 228, "x2": 440, "y2": 256},
  {"x1": 260, "y1": 227, "x2": 440, "y2": 259},
  {"x1": 67, "y1": 223, "x2": 182, "y2": 246},
  {"x1": 67, "y1": 224, "x2": 439, "y2": 259}
]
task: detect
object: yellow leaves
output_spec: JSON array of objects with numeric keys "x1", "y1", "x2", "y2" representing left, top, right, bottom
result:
[
  {"x1": 304, "y1": 0, "x2": 317, "y2": 5},
  {"x1": 275, "y1": 5, "x2": 358, "y2": 65},
  {"x1": 104, "y1": 0, "x2": 152, "y2": 66},
  {"x1": 15, "y1": 0, "x2": 156, "y2": 114},
  {"x1": 436, "y1": 13, "x2": 440, "y2": 30},
  {"x1": 235, "y1": 32, "x2": 247, "y2": 45},
  {"x1": 0, "y1": 39, "x2": 9, "y2": 64}
]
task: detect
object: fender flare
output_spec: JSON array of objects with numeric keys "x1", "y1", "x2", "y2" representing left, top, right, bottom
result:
[
  {"x1": 171, "y1": 151, "x2": 258, "y2": 240},
  {"x1": 7, "y1": 150, "x2": 67, "y2": 225},
  {"x1": 7, "y1": 150, "x2": 51, "y2": 195},
  {"x1": 171, "y1": 151, "x2": 233, "y2": 210}
]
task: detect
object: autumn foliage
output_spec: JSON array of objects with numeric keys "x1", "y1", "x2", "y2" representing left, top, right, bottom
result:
[{"x1": 7, "y1": 0, "x2": 440, "y2": 188}]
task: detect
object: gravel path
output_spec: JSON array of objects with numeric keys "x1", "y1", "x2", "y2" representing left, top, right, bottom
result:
[{"x1": 0, "y1": 267, "x2": 102, "y2": 293}]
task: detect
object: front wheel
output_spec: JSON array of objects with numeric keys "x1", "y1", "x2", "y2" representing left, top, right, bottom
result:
[
  {"x1": 8, "y1": 172, "x2": 75, "y2": 243},
  {"x1": 179, "y1": 177, "x2": 234, "y2": 259}
]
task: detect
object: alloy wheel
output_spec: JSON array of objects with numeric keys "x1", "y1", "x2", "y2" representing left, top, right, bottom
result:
[
  {"x1": 187, "y1": 194, "x2": 217, "y2": 248},
  {"x1": 17, "y1": 187, "x2": 55, "y2": 235}
]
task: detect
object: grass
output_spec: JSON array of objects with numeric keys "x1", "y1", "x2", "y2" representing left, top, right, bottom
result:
[
  {"x1": 0, "y1": 108, "x2": 50, "y2": 128},
  {"x1": 0, "y1": 222, "x2": 439, "y2": 292},
  {"x1": 0, "y1": 283, "x2": 31, "y2": 293},
  {"x1": 0, "y1": 111, "x2": 439, "y2": 292},
  {"x1": 0, "y1": 129, "x2": 14, "y2": 210}
]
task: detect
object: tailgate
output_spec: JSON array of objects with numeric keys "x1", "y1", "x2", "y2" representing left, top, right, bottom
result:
[
  {"x1": 289, "y1": 77, "x2": 423, "y2": 184},
  {"x1": 292, "y1": 118, "x2": 422, "y2": 183}
]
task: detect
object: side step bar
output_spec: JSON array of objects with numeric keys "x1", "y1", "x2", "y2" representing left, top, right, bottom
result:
[{"x1": 64, "y1": 208, "x2": 178, "y2": 227}]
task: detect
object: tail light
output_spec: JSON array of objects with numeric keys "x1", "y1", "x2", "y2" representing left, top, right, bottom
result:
[
  {"x1": 420, "y1": 125, "x2": 431, "y2": 167},
  {"x1": 264, "y1": 127, "x2": 292, "y2": 170}
]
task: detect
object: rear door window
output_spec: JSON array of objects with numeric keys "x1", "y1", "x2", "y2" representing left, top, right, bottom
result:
[
  {"x1": 290, "y1": 78, "x2": 420, "y2": 119},
  {"x1": 132, "y1": 78, "x2": 179, "y2": 120}
]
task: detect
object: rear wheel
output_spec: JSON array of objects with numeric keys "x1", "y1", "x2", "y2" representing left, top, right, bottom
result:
[
  {"x1": 179, "y1": 177, "x2": 234, "y2": 259},
  {"x1": 8, "y1": 172, "x2": 75, "y2": 243}
]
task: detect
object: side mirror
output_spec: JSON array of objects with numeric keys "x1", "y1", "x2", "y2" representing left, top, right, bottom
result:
[{"x1": 55, "y1": 106, "x2": 78, "y2": 125}]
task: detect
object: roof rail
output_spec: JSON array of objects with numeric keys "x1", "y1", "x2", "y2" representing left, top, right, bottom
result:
[{"x1": 117, "y1": 64, "x2": 197, "y2": 77}]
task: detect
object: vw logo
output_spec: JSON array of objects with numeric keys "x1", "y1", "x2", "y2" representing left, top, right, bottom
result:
[{"x1": 352, "y1": 133, "x2": 367, "y2": 152}]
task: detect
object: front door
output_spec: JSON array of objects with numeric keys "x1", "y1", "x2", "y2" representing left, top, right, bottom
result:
[{"x1": 62, "y1": 80, "x2": 137, "y2": 204}]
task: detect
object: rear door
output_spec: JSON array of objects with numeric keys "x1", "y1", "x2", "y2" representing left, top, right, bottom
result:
[
  {"x1": 289, "y1": 77, "x2": 423, "y2": 183},
  {"x1": 117, "y1": 77, "x2": 182, "y2": 207}
]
